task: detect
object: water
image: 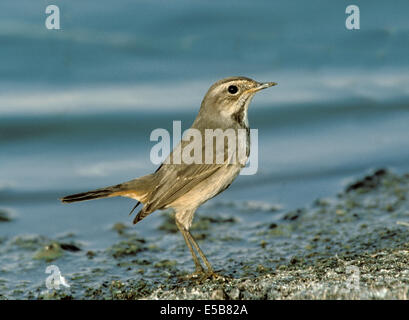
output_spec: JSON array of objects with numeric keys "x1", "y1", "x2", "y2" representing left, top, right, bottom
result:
[{"x1": 1, "y1": 0, "x2": 409, "y2": 298}]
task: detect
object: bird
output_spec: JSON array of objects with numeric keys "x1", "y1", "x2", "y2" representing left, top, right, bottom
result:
[{"x1": 61, "y1": 76, "x2": 277, "y2": 279}]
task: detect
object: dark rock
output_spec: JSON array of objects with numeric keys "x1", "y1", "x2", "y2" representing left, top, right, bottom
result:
[
  {"x1": 60, "y1": 243, "x2": 81, "y2": 252},
  {"x1": 346, "y1": 169, "x2": 388, "y2": 192}
]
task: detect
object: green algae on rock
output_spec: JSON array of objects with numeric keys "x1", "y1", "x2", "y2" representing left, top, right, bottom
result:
[
  {"x1": 108, "y1": 236, "x2": 146, "y2": 259},
  {"x1": 34, "y1": 242, "x2": 64, "y2": 262}
]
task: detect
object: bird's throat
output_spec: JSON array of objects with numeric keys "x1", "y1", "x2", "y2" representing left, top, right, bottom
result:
[{"x1": 231, "y1": 95, "x2": 252, "y2": 128}]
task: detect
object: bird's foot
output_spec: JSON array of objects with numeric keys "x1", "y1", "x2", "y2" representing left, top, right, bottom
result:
[
  {"x1": 181, "y1": 265, "x2": 206, "y2": 280},
  {"x1": 183, "y1": 269, "x2": 227, "y2": 283},
  {"x1": 184, "y1": 271, "x2": 204, "y2": 280},
  {"x1": 201, "y1": 270, "x2": 231, "y2": 282}
]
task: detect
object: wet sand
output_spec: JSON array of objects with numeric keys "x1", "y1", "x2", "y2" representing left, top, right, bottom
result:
[{"x1": 1, "y1": 169, "x2": 408, "y2": 299}]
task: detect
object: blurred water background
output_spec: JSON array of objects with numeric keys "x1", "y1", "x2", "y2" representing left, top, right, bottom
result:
[{"x1": 0, "y1": 0, "x2": 409, "y2": 297}]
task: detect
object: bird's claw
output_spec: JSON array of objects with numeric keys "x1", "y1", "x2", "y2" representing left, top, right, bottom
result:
[{"x1": 182, "y1": 269, "x2": 226, "y2": 283}]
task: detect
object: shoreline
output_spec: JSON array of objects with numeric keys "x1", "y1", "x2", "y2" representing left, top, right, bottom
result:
[{"x1": 3, "y1": 168, "x2": 406, "y2": 300}]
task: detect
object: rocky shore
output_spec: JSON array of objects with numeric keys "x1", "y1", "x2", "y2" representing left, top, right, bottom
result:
[{"x1": 1, "y1": 169, "x2": 408, "y2": 299}]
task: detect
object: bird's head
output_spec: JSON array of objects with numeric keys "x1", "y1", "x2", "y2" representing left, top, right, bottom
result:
[{"x1": 199, "y1": 76, "x2": 277, "y2": 126}]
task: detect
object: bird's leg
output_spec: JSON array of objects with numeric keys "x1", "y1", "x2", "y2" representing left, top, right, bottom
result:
[
  {"x1": 176, "y1": 220, "x2": 204, "y2": 275},
  {"x1": 185, "y1": 230, "x2": 215, "y2": 275},
  {"x1": 176, "y1": 219, "x2": 220, "y2": 281}
]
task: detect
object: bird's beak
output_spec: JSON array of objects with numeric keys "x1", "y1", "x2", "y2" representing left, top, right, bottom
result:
[
  {"x1": 248, "y1": 82, "x2": 278, "y2": 93},
  {"x1": 257, "y1": 82, "x2": 277, "y2": 90}
]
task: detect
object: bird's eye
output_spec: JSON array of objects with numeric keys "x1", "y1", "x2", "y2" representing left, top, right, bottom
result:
[{"x1": 227, "y1": 85, "x2": 238, "y2": 94}]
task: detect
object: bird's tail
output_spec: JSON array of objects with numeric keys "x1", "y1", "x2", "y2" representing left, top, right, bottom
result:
[
  {"x1": 60, "y1": 174, "x2": 155, "y2": 204},
  {"x1": 60, "y1": 187, "x2": 117, "y2": 203}
]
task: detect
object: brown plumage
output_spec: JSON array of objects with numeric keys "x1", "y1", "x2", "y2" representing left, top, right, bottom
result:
[{"x1": 61, "y1": 76, "x2": 277, "y2": 279}]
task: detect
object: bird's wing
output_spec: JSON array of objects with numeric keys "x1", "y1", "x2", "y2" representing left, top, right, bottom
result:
[
  {"x1": 144, "y1": 131, "x2": 239, "y2": 213},
  {"x1": 132, "y1": 129, "x2": 243, "y2": 224},
  {"x1": 144, "y1": 162, "x2": 225, "y2": 213},
  {"x1": 132, "y1": 162, "x2": 227, "y2": 224}
]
